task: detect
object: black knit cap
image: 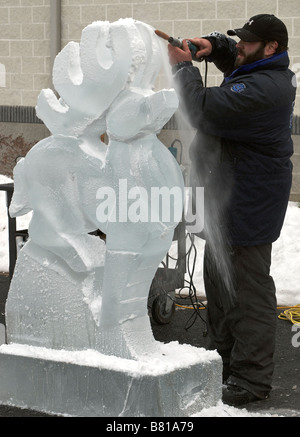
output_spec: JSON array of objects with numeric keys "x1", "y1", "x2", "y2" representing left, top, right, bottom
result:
[{"x1": 227, "y1": 14, "x2": 288, "y2": 45}]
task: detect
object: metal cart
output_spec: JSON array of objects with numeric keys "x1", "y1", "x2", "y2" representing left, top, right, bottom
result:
[
  {"x1": 0, "y1": 183, "x2": 28, "y2": 280},
  {"x1": 148, "y1": 218, "x2": 186, "y2": 325}
]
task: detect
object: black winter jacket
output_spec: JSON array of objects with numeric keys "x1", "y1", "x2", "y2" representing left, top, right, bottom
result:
[{"x1": 172, "y1": 34, "x2": 296, "y2": 246}]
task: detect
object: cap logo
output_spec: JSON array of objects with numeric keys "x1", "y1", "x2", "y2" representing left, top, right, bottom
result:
[{"x1": 246, "y1": 19, "x2": 254, "y2": 26}]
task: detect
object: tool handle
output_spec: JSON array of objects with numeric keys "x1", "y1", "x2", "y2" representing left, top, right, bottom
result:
[
  {"x1": 168, "y1": 37, "x2": 200, "y2": 62},
  {"x1": 187, "y1": 41, "x2": 198, "y2": 59}
]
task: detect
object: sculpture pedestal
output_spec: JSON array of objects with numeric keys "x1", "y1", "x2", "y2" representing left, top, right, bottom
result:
[{"x1": 0, "y1": 342, "x2": 222, "y2": 417}]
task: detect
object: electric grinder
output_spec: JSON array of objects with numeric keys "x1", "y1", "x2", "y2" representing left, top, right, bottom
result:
[{"x1": 155, "y1": 29, "x2": 200, "y2": 61}]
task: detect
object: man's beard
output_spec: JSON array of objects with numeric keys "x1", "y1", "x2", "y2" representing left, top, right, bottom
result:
[{"x1": 234, "y1": 43, "x2": 266, "y2": 68}]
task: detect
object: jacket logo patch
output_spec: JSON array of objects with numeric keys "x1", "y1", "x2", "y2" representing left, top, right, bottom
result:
[{"x1": 231, "y1": 83, "x2": 246, "y2": 93}]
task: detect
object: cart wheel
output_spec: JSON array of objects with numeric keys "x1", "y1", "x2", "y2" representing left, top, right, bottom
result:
[{"x1": 151, "y1": 295, "x2": 175, "y2": 325}]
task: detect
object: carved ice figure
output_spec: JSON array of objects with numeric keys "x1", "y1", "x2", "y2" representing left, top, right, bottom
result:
[{"x1": 6, "y1": 19, "x2": 184, "y2": 360}]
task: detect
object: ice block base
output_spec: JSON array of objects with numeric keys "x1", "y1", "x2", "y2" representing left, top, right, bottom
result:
[{"x1": 0, "y1": 343, "x2": 222, "y2": 417}]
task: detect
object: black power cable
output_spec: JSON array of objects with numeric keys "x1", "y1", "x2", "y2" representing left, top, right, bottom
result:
[{"x1": 151, "y1": 232, "x2": 207, "y2": 334}]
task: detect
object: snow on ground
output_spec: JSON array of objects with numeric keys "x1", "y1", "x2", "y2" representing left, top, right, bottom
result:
[{"x1": 193, "y1": 400, "x2": 283, "y2": 417}]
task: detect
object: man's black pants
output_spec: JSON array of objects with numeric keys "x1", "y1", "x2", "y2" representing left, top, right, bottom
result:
[{"x1": 203, "y1": 243, "x2": 277, "y2": 399}]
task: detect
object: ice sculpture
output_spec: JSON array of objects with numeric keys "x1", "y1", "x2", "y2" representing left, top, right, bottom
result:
[
  {"x1": 0, "y1": 18, "x2": 222, "y2": 417},
  {"x1": 5, "y1": 19, "x2": 184, "y2": 359}
]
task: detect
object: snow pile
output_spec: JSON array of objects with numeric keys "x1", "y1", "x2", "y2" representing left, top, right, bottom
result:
[
  {"x1": 193, "y1": 400, "x2": 282, "y2": 417},
  {"x1": 0, "y1": 341, "x2": 219, "y2": 377}
]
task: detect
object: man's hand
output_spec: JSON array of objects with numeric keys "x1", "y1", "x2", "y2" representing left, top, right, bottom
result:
[
  {"x1": 168, "y1": 38, "x2": 213, "y2": 65},
  {"x1": 188, "y1": 38, "x2": 213, "y2": 60},
  {"x1": 168, "y1": 40, "x2": 192, "y2": 65}
]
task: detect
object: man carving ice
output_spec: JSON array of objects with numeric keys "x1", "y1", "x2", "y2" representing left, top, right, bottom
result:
[{"x1": 168, "y1": 14, "x2": 296, "y2": 406}]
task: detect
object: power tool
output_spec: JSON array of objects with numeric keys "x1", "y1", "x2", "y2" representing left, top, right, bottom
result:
[{"x1": 155, "y1": 29, "x2": 199, "y2": 61}]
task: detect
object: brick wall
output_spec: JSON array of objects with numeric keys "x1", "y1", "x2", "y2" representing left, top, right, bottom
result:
[
  {"x1": 0, "y1": 0, "x2": 299, "y2": 111},
  {"x1": 0, "y1": 0, "x2": 51, "y2": 107},
  {"x1": 0, "y1": 0, "x2": 299, "y2": 185}
]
